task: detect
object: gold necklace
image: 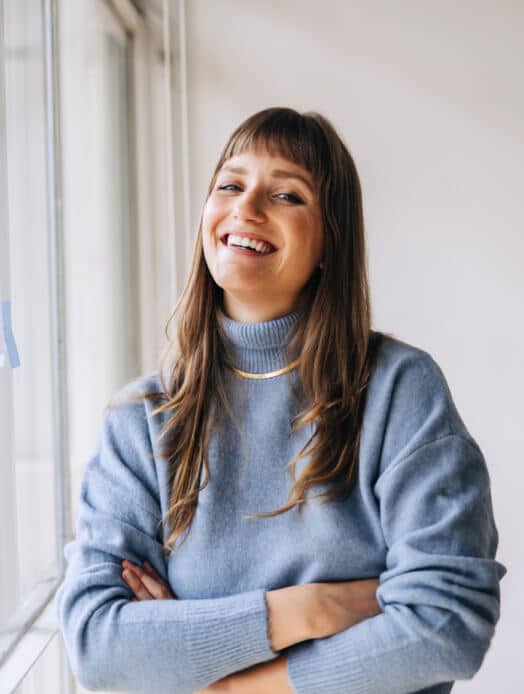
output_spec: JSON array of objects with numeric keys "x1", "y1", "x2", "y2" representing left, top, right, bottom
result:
[{"x1": 228, "y1": 357, "x2": 301, "y2": 380}]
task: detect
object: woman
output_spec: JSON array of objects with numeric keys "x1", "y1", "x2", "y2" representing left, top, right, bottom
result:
[{"x1": 55, "y1": 107, "x2": 506, "y2": 694}]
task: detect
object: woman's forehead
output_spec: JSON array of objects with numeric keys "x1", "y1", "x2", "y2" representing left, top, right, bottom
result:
[{"x1": 219, "y1": 147, "x2": 315, "y2": 180}]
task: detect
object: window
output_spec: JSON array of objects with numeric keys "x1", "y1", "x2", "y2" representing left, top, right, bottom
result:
[
  {"x1": 0, "y1": 0, "x2": 63, "y2": 688},
  {"x1": 0, "y1": 0, "x2": 187, "y2": 691}
]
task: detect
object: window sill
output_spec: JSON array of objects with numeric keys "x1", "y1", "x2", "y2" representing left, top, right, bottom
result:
[{"x1": 0, "y1": 591, "x2": 58, "y2": 693}]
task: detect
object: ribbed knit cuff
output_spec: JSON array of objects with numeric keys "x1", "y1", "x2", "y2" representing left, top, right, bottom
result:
[
  {"x1": 286, "y1": 638, "x2": 368, "y2": 694},
  {"x1": 186, "y1": 589, "x2": 278, "y2": 684}
]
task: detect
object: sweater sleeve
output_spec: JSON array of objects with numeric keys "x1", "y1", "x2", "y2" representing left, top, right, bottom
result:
[
  {"x1": 285, "y1": 352, "x2": 507, "y2": 694},
  {"x1": 54, "y1": 396, "x2": 278, "y2": 694}
]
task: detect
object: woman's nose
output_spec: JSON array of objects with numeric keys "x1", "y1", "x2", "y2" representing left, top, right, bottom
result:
[{"x1": 232, "y1": 191, "x2": 267, "y2": 223}]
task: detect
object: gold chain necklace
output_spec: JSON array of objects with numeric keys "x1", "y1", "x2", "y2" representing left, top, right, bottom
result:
[{"x1": 227, "y1": 357, "x2": 301, "y2": 380}]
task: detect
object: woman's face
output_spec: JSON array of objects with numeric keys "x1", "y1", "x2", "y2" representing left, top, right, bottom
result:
[{"x1": 202, "y1": 148, "x2": 324, "y2": 322}]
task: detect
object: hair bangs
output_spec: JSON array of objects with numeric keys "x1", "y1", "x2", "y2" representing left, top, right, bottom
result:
[{"x1": 217, "y1": 108, "x2": 329, "y2": 188}]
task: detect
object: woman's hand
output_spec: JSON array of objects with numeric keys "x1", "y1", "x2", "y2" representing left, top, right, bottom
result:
[
  {"x1": 265, "y1": 584, "x2": 315, "y2": 650},
  {"x1": 311, "y1": 577, "x2": 382, "y2": 638},
  {"x1": 121, "y1": 559, "x2": 176, "y2": 600},
  {"x1": 265, "y1": 577, "x2": 381, "y2": 650},
  {"x1": 194, "y1": 656, "x2": 293, "y2": 694}
]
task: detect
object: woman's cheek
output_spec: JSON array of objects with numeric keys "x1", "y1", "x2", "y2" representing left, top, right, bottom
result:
[{"x1": 203, "y1": 196, "x2": 224, "y2": 226}]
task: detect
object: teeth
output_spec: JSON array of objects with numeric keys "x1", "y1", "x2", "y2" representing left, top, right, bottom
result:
[{"x1": 227, "y1": 234, "x2": 273, "y2": 254}]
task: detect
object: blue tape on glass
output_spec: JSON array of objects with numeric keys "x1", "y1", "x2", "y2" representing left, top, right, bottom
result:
[{"x1": 0, "y1": 300, "x2": 21, "y2": 368}]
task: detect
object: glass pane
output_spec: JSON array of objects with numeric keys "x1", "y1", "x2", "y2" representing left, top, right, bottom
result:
[{"x1": 3, "y1": 0, "x2": 58, "y2": 615}]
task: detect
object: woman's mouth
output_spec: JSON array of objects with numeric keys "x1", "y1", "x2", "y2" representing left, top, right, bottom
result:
[{"x1": 221, "y1": 234, "x2": 276, "y2": 256}]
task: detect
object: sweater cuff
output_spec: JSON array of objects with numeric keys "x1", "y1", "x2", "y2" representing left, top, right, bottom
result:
[
  {"x1": 286, "y1": 639, "x2": 368, "y2": 694},
  {"x1": 186, "y1": 588, "x2": 278, "y2": 683}
]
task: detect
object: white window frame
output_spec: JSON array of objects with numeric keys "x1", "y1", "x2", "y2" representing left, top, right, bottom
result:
[
  {"x1": 0, "y1": 0, "x2": 190, "y2": 690},
  {"x1": 0, "y1": 0, "x2": 71, "y2": 689}
]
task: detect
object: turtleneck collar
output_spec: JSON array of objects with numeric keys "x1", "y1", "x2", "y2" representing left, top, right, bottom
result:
[{"x1": 218, "y1": 306, "x2": 304, "y2": 374}]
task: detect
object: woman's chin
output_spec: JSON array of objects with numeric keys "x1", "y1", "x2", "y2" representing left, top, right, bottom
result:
[{"x1": 213, "y1": 272, "x2": 271, "y2": 292}]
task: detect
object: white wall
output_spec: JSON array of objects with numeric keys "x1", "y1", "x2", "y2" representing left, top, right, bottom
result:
[{"x1": 183, "y1": 1, "x2": 522, "y2": 690}]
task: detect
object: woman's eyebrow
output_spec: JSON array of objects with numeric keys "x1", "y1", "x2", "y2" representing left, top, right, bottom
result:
[{"x1": 220, "y1": 164, "x2": 313, "y2": 193}]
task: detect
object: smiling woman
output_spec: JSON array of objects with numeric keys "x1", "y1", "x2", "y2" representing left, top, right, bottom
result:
[
  {"x1": 202, "y1": 149, "x2": 324, "y2": 323},
  {"x1": 55, "y1": 107, "x2": 506, "y2": 694}
]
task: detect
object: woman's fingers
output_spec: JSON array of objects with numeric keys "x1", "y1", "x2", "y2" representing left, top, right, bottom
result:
[
  {"x1": 122, "y1": 568, "x2": 154, "y2": 601},
  {"x1": 143, "y1": 561, "x2": 160, "y2": 579},
  {"x1": 122, "y1": 560, "x2": 175, "y2": 600},
  {"x1": 143, "y1": 561, "x2": 177, "y2": 598},
  {"x1": 123, "y1": 562, "x2": 158, "y2": 599}
]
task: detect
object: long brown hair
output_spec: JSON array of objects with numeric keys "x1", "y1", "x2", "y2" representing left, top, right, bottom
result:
[{"x1": 114, "y1": 107, "x2": 386, "y2": 558}]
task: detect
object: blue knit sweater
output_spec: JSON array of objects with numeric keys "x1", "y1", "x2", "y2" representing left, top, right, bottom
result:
[{"x1": 55, "y1": 309, "x2": 506, "y2": 693}]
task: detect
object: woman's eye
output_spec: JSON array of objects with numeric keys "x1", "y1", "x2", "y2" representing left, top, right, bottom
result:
[
  {"x1": 276, "y1": 193, "x2": 304, "y2": 204},
  {"x1": 215, "y1": 185, "x2": 303, "y2": 204},
  {"x1": 217, "y1": 184, "x2": 240, "y2": 191}
]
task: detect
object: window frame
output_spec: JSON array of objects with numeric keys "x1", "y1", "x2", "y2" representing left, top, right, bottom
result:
[
  {"x1": 0, "y1": 0, "x2": 70, "y2": 688},
  {"x1": 0, "y1": 0, "x2": 187, "y2": 689}
]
